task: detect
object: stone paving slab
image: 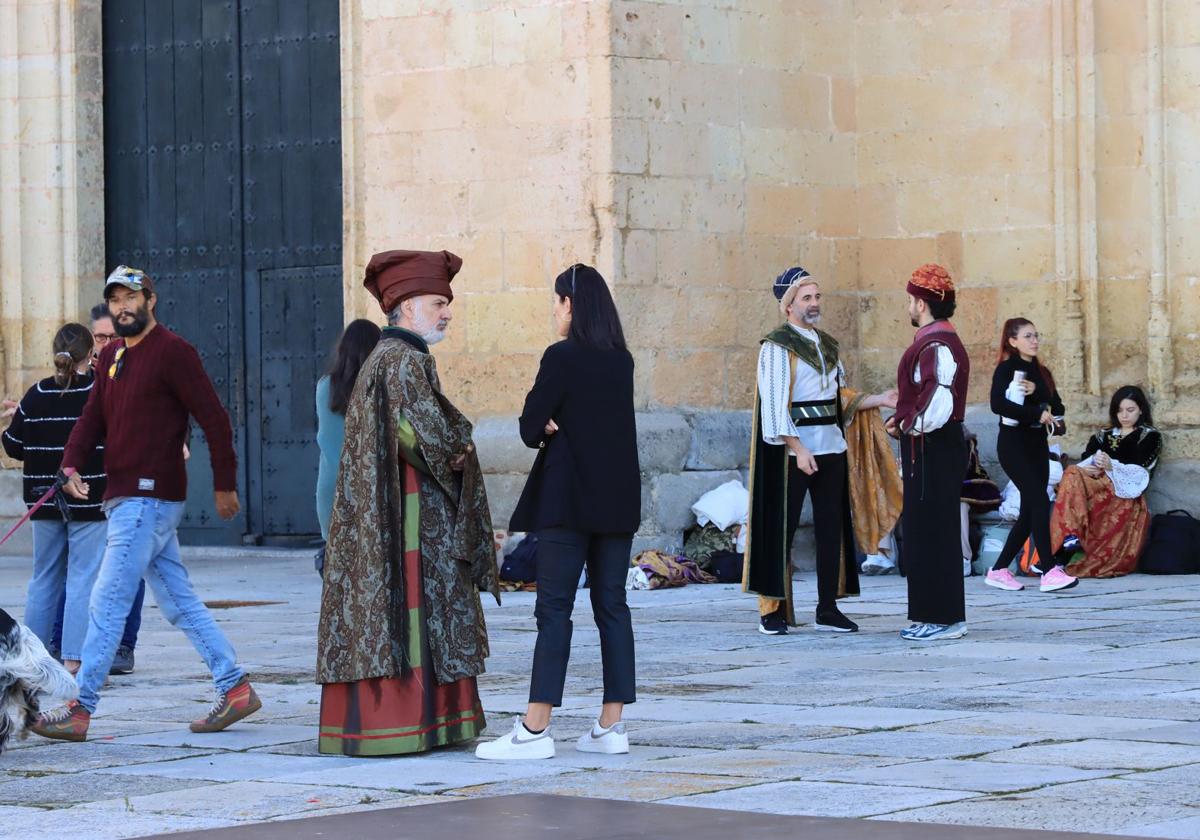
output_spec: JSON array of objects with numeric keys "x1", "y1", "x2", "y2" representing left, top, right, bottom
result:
[
  {"x1": 877, "y1": 778, "x2": 1200, "y2": 836},
  {"x1": 0, "y1": 807, "x2": 240, "y2": 837},
  {"x1": 811, "y1": 758, "x2": 1113, "y2": 792},
  {"x1": 0, "y1": 742, "x2": 215, "y2": 773},
  {"x1": 627, "y1": 721, "x2": 855, "y2": 749},
  {"x1": 111, "y1": 724, "x2": 318, "y2": 751},
  {"x1": 447, "y1": 768, "x2": 760, "y2": 802},
  {"x1": 1119, "y1": 817, "x2": 1200, "y2": 839},
  {"x1": 94, "y1": 752, "x2": 364, "y2": 783},
  {"x1": 1105, "y1": 723, "x2": 1200, "y2": 745},
  {"x1": 3, "y1": 553, "x2": 1200, "y2": 838},
  {"x1": 81, "y1": 780, "x2": 416, "y2": 821},
  {"x1": 660, "y1": 780, "x2": 982, "y2": 818},
  {"x1": 0, "y1": 770, "x2": 212, "y2": 808},
  {"x1": 981, "y1": 739, "x2": 1200, "y2": 771},
  {"x1": 649, "y1": 748, "x2": 906, "y2": 779},
  {"x1": 903, "y1": 713, "x2": 1184, "y2": 741},
  {"x1": 785, "y1": 731, "x2": 1033, "y2": 760},
  {"x1": 280, "y1": 755, "x2": 577, "y2": 793}
]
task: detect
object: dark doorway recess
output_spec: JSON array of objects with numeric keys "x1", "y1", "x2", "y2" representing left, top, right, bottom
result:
[{"x1": 102, "y1": 0, "x2": 343, "y2": 544}]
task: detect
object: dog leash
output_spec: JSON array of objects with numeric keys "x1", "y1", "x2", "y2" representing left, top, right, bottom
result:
[{"x1": 0, "y1": 468, "x2": 76, "y2": 548}]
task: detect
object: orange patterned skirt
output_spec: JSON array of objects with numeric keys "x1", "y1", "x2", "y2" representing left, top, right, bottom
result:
[{"x1": 1051, "y1": 465, "x2": 1150, "y2": 578}]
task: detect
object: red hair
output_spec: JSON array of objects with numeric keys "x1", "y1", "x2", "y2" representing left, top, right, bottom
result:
[{"x1": 997, "y1": 318, "x2": 1057, "y2": 393}]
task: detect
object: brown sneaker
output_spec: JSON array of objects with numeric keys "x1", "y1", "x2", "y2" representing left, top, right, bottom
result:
[
  {"x1": 31, "y1": 701, "x2": 90, "y2": 742},
  {"x1": 190, "y1": 677, "x2": 261, "y2": 733}
]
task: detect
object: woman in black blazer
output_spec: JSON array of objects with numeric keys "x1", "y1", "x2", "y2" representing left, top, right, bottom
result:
[{"x1": 476, "y1": 264, "x2": 640, "y2": 761}]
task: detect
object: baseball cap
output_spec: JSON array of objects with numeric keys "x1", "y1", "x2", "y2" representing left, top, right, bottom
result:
[{"x1": 103, "y1": 265, "x2": 154, "y2": 299}]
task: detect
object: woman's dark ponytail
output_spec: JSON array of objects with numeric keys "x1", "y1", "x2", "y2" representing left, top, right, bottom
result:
[{"x1": 52, "y1": 323, "x2": 94, "y2": 392}]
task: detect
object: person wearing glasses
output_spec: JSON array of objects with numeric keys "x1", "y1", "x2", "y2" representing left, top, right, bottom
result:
[
  {"x1": 32, "y1": 267, "x2": 260, "y2": 742},
  {"x1": 77, "y1": 302, "x2": 144, "y2": 676},
  {"x1": 89, "y1": 303, "x2": 117, "y2": 362},
  {"x1": 985, "y1": 318, "x2": 1078, "y2": 594},
  {"x1": 476, "y1": 263, "x2": 640, "y2": 761}
]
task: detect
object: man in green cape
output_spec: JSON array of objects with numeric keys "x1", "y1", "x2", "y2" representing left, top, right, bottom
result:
[
  {"x1": 316, "y1": 249, "x2": 499, "y2": 756},
  {"x1": 743, "y1": 267, "x2": 897, "y2": 635}
]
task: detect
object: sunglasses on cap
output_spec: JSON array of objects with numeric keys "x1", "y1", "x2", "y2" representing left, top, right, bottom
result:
[
  {"x1": 112, "y1": 266, "x2": 145, "y2": 288},
  {"x1": 108, "y1": 345, "x2": 127, "y2": 381}
]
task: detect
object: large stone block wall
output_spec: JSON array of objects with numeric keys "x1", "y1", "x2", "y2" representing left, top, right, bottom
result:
[
  {"x1": 2, "y1": 1, "x2": 1199, "y2": 535},
  {"x1": 340, "y1": 0, "x2": 616, "y2": 416},
  {"x1": 604, "y1": 0, "x2": 863, "y2": 410}
]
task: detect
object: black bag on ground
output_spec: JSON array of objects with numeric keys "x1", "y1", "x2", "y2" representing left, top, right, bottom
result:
[
  {"x1": 706, "y1": 550, "x2": 744, "y2": 583},
  {"x1": 1139, "y1": 510, "x2": 1200, "y2": 574},
  {"x1": 500, "y1": 535, "x2": 539, "y2": 583}
]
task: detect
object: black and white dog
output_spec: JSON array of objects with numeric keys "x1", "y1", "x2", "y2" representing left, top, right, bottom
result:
[{"x1": 0, "y1": 607, "x2": 77, "y2": 752}]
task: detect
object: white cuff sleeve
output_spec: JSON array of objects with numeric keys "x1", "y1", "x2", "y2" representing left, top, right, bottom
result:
[
  {"x1": 908, "y1": 346, "x2": 957, "y2": 435},
  {"x1": 1109, "y1": 460, "x2": 1150, "y2": 499},
  {"x1": 758, "y1": 343, "x2": 799, "y2": 445}
]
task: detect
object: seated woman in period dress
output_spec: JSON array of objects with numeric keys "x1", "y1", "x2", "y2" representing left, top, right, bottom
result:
[{"x1": 1051, "y1": 385, "x2": 1163, "y2": 578}]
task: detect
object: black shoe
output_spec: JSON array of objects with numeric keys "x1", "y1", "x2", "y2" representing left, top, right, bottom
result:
[
  {"x1": 758, "y1": 612, "x2": 788, "y2": 635},
  {"x1": 815, "y1": 608, "x2": 858, "y2": 633},
  {"x1": 109, "y1": 645, "x2": 135, "y2": 675}
]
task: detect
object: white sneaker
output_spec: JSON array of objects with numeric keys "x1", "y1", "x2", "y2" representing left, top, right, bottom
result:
[
  {"x1": 474, "y1": 716, "x2": 555, "y2": 760},
  {"x1": 576, "y1": 720, "x2": 629, "y2": 754}
]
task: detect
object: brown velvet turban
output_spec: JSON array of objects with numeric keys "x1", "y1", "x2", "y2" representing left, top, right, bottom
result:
[{"x1": 363, "y1": 249, "x2": 463, "y2": 312}]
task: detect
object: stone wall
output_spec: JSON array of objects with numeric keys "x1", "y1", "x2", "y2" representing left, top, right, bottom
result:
[
  {"x1": 2, "y1": 0, "x2": 1199, "y2": 548},
  {"x1": 341, "y1": 0, "x2": 615, "y2": 415}
]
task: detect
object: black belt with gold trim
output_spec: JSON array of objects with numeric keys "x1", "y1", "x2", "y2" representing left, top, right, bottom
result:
[{"x1": 789, "y1": 398, "x2": 838, "y2": 426}]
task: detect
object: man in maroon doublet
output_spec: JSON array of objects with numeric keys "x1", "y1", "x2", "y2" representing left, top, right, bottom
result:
[{"x1": 887, "y1": 264, "x2": 971, "y2": 642}]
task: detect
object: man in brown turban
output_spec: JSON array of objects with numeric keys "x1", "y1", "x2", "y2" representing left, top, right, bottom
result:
[{"x1": 316, "y1": 249, "x2": 500, "y2": 755}]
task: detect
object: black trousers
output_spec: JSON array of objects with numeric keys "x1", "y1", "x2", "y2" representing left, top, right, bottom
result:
[
  {"x1": 529, "y1": 529, "x2": 636, "y2": 707},
  {"x1": 995, "y1": 425, "x2": 1054, "y2": 573},
  {"x1": 901, "y1": 423, "x2": 968, "y2": 625},
  {"x1": 784, "y1": 451, "x2": 847, "y2": 612}
]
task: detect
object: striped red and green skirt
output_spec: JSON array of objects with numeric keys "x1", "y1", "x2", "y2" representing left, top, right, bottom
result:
[{"x1": 318, "y1": 461, "x2": 486, "y2": 756}]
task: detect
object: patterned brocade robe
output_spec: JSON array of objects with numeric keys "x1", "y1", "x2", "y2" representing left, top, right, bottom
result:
[{"x1": 316, "y1": 329, "x2": 500, "y2": 687}]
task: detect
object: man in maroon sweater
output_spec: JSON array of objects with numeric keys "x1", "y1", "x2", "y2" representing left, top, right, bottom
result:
[{"x1": 33, "y1": 266, "x2": 261, "y2": 742}]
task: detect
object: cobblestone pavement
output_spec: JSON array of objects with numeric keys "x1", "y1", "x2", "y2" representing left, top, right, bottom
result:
[{"x1": 2, "y1": 550, "x2": 1199, "y2": 838}]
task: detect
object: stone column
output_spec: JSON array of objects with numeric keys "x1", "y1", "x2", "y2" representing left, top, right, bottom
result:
[
  {"x1": 1052, "y1": 0, "x2": 1087, "y2": 397},
  {"x1": 0, "y1": 0, "x2": 104, "y2": 400},
  {"x1": 1146, "y1": 0, "x2": 1174, "y2": 401}
]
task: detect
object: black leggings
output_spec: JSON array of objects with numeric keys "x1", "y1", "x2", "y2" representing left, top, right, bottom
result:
[{"x1": 994, "y1": 426, "x2": 1055, "y2": 573}]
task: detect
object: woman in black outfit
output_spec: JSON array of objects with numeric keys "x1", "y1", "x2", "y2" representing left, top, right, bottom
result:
[
  {"x1": 985, "y1": 318, "x2": 1079, "y2": 594},
  {"x1": 476, "y1": 264, "x2": 640, "y2": 761}
]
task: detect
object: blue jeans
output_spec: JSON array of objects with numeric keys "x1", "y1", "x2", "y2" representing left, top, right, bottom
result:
[
  {"x1": 53, "y1": 579, "x2": 145, "y2": 653},
  {"x1": 77, "y1": 498, "x2": 244, "y2": 713},
  {"x1": 27, "y1": 520, "x2": 107, "y2": 661}
]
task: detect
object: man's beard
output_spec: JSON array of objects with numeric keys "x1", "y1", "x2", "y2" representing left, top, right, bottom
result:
[
  {"x1": 910, "y1": 317, "x2": 920, "y2": 328},
  {"x1": 802, "y1": 309, "x2": 821, "y2": 325},
  {"x1": 412, "y1": 312, "x2": 449, "y2": 345},
  {"x1": 113, "y1": 308, "x2": 150, "y2": 337}
]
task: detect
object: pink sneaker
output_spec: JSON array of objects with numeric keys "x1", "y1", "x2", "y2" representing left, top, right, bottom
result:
[
  {"x1": 1040, "y1": 566, "x2": 1079, "y2": 592},
  {"x1": 985, "y1": 568, "x2": 1024, "y2": 591}
]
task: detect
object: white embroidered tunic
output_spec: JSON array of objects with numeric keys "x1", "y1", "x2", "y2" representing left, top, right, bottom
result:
[{"x1": 756, "y1": 324, "x2": 847, "y2": 457}]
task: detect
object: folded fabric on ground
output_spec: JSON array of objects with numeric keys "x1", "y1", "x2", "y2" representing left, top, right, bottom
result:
[{"x1": 628, "y1": 551, "x2": 716, "y2": 590}]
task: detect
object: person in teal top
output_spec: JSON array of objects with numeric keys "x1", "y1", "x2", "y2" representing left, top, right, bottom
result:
[{"x1": 315, "y1": 320, "x2": 381, "y2": 540}]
